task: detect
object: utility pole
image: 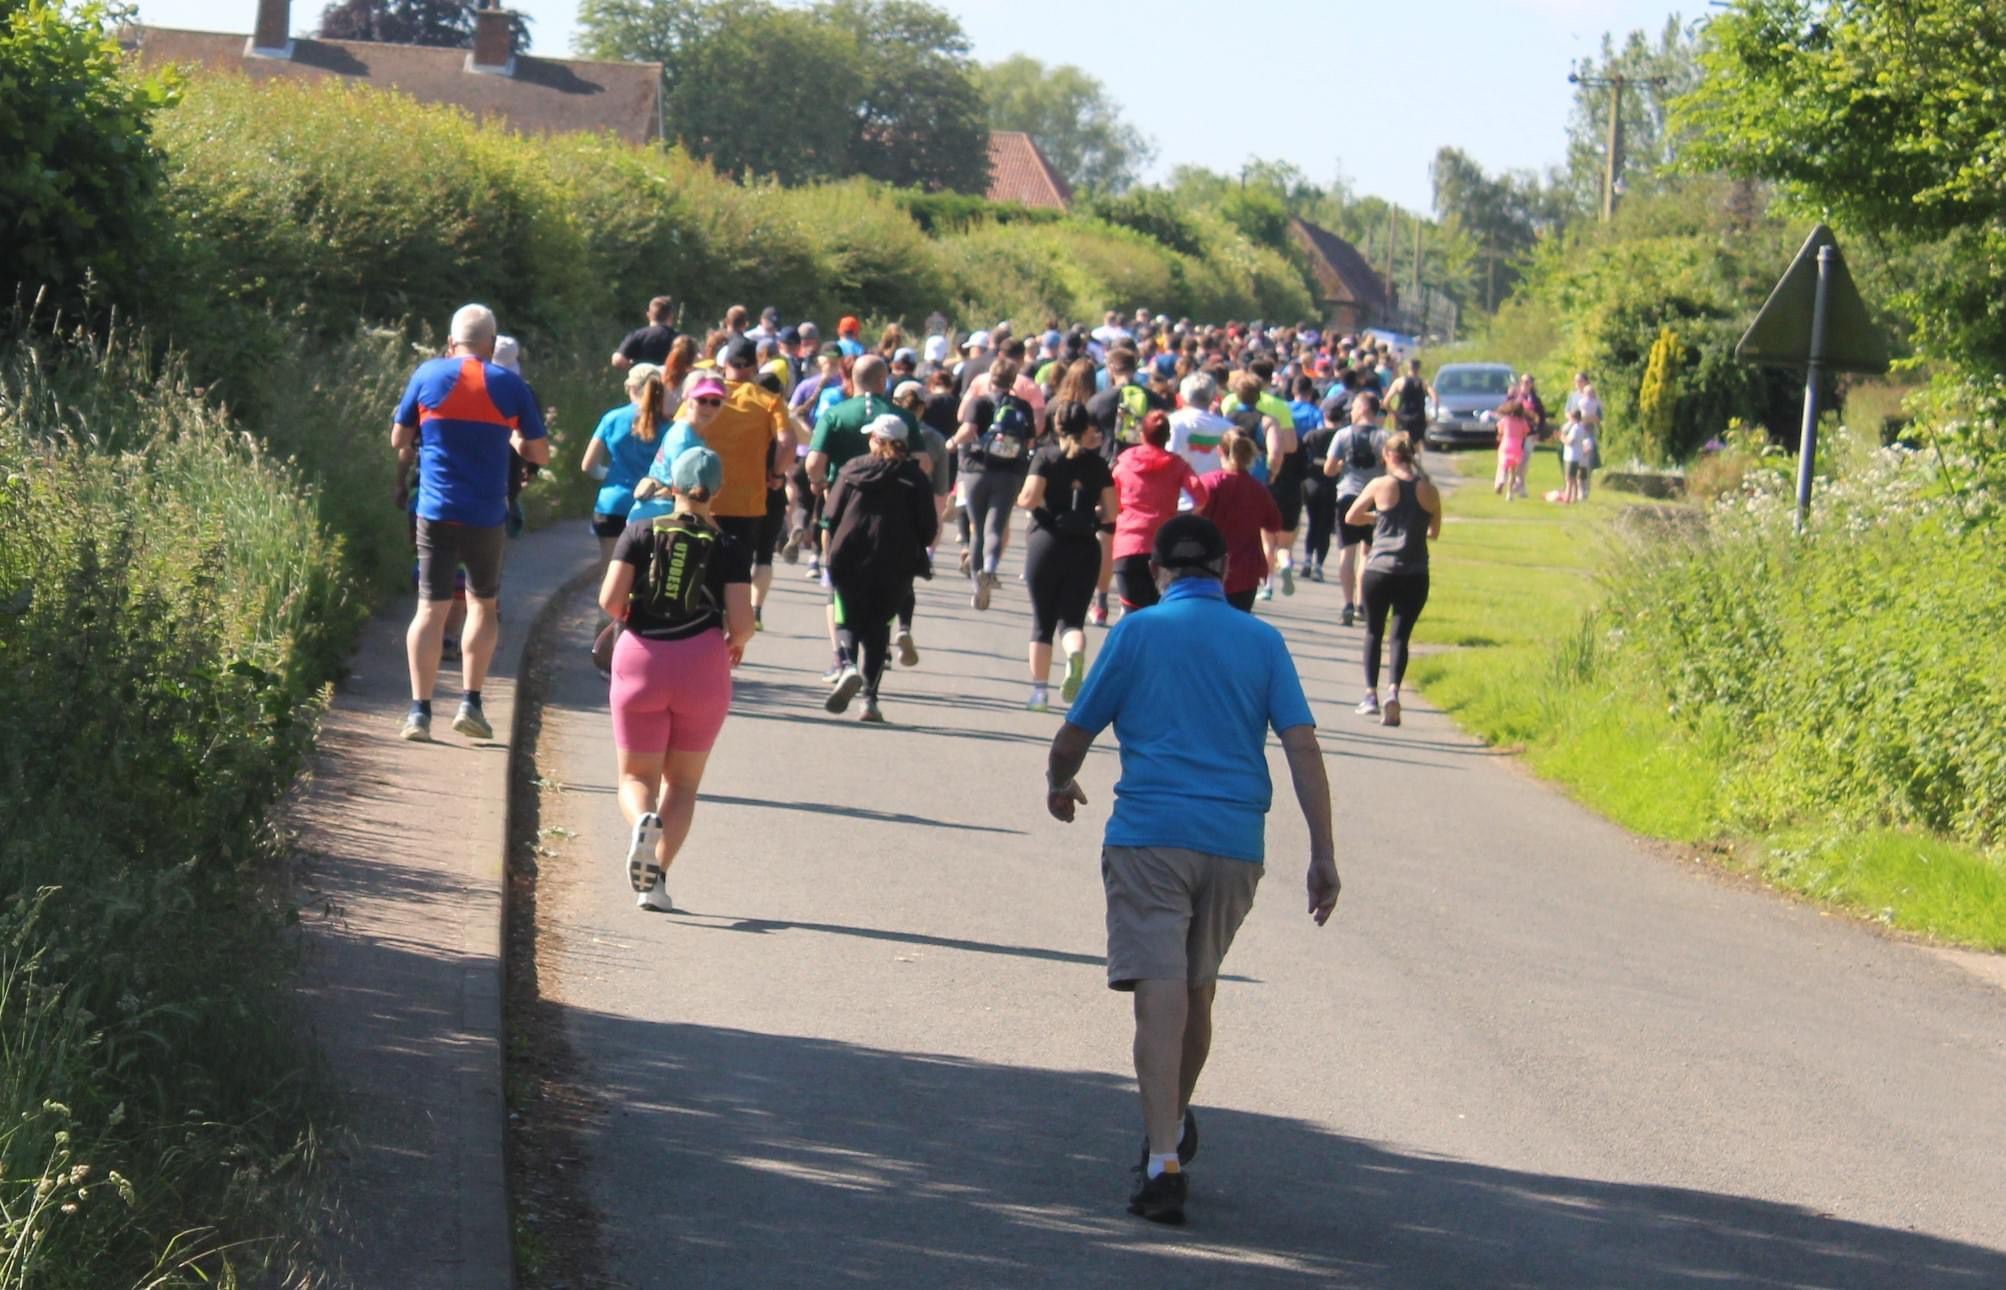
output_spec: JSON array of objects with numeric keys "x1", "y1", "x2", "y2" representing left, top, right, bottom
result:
[{"x1": 1569, "y1": 66, "x2": 1668, "y2": 222}]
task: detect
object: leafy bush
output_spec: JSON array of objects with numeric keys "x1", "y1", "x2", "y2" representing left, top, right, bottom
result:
[
  {"x1": 1078, "y1": 189, "x2": 1203, "y2": 257},
  {"x1": 889, "y1": 188, "x2": 1061, "y2": 236}
]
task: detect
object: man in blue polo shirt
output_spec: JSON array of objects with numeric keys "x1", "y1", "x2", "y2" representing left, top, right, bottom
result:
[
  {"x1": 391, "y1": 303, "x2": 550, "y2": 743},
  {"x1": 1043, "y1": 513, "x2": 1339, "y2": 1227}
]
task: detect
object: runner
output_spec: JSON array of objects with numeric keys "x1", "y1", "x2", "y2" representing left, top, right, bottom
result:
[
  {"x1": 821, "y1": 415, "x2": 939, "y2": 723},
  {"x1": 600, "y1": 445, "x2": 754, "y2": 912},
  {"x1": 1085, "y1": 348, "x2": 1167, "y2": 623},
  {"x1": 610, "y1": 295, "x2": 677, "y2": 372},
  {"x1": 1041, "y1": 512, "x2": 1338, "y2": 1227},
  {"x1": 806, "y1": 355, "x2": 919, "y2": 676},
  {"x1": 1389, "y1": 358, "x2": 1433, "y2": 442},
  {"x1": 1109, "y1": 409, "x2": 1209, "y2": 611},
  {"x1": 1225, "y1": 371, "x2": 1300, "y2": 600},
  {"x1": 1298, "y1": 401, "x2": 1344, "y2": 583},
  {"x1": 1493, "y1": 397, "x2": 1533, "y2": 500},
  {"x1": 1016, "y1": 401, "x2": 1118, "y2": 712},
  {"x1": 1345, "y1": 431, "x2": 1441, "y2": 728},
  {"x1": 893, "y1": 378, "x2": 952, "y2": 665},
  {"x1": 1196, "y1": 429, "x2": 1284, "y2": 613},
  {"x1": 582, "y1": 364, "x2": 668, "y2": 563},
  {"x1": 392, "y1": 304, "x2": 549, "y2": 742},
  {"x1": 689, "y1": 339, "x2": 793, "y2": 628},
  {"x1": 949, "y1": 357, "x2": 1037, "y2": 610},
  {"x1": 1165, "y1": 372, "x2": 1231, "y2": 481},
  {"x1": 836, "y1": 315, "x2": 866, "y2": 358},
  {"x1": 1320, "y1": 391, "x2": 1388, "y2": 627}
]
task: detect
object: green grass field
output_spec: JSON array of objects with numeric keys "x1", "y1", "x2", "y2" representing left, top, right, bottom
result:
[{"x1": 1412, "y1": 446, "x2": 2006, "y2": 951}]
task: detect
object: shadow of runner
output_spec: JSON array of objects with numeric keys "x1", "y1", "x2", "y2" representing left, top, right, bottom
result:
[
  {"x1": 695, "y1": 793, "x2": 1028, "y2": 836},
  {"x1": 566, "y1": 1018, "x2": 2006, "y2": 1289}
]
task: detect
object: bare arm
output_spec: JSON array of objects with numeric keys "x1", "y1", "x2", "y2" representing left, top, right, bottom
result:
[
  {"x1": 391, "y1": 421, "x2": 417, "y2": 463},
  {"x1": 513, "y1": 430, "x2": 552, "y2": 467},
  {"x1": 580, "y1": 436, "x2": 608, "y2": 475},
  {"x1": 1420, "y1": 479, "x2": 1444, "y2": 541},
  {"x1": 1043, "y1": 721, "x2": 1094, "y2": 822},
  {"x1": 723, "y1": 583, "x2": 754, "y2": 664},
  {"x1": 1098, "y1": 484, "x2": 1119, "y2": 525},
  {"x1": 610, "y1": 351, "x2": 632, "y2": 372},
  {"x1": 598, "y1": 559, "x2": 635, "y2": 621},
  {"x1": 804, "y1": 450, "x2": 831, "y2": 494},
  {"x1": 1016, "y1": 473, "x2": 1046, "y2": 511},
  {"x1": 1344, "y1": 480, "x2": 1382, "y2": 528},
  {"x1": 1280, "y1": 724, "x2": 1340, "y2": 925}
]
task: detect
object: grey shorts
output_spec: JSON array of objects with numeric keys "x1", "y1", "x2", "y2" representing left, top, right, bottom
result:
[
  {"x1": 415, "y1": 517, "x2": 505, "y2": 601},
  {"x1": 1102, "y1": 845, "x2": 1263, "y2": 991}
]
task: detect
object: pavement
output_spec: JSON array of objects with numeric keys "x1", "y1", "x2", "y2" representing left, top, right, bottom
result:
[
  {"x1": 287, "y1": 525, "x2": 595, "y2": 1288},
  {"x1": 519, "y1": 528, "x2": 2006, "y2": 1289}
]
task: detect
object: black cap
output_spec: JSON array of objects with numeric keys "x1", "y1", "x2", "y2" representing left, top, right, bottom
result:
[
  {"x1": 777, "y1": 325, "x2": 800, "y2": 344},
  {"x1": 1152, "y1": 515, "x2": 1228, "y2": 572},
  {"x1": 723, "y1": 337, "x2": 759, "y2": 367}
]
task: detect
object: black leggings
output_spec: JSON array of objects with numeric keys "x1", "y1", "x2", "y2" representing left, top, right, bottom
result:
[
  {"x1": 963, "y1": 468, "x2": 1023, "y2": 577},
  {"x1": 1360, "y1": 569, "x2": 1430, "y2": 691},
  {"x1": 833, "y1": 579, "x2": 906, "y2": 699},
  {"x1": 1024, "y1": 528, "x2": 1099, "y2": 643},
  {"x1": 1114, "y1": 553, "x2": 1158, "y2": 609},
  {"x1": 1302, "y1": 479, "x2": 1340, "y2": 566}
]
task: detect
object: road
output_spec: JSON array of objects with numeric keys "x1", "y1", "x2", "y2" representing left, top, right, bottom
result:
[{"x1": 521, "y1": 521, "x2": 2006, "y2": 1289}]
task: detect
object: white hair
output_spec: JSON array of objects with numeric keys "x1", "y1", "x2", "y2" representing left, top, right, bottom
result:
[
  {"x1": 1179, "y1": 372, "x2": 1217, "y2": 408},
  {"x1": 449, "y1": 303, "x2": 498, "y2": 348}
]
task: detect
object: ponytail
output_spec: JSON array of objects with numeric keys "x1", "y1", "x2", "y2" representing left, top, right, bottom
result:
[{"x1": 634, "y1": 374, "x2": 667, "y2": 444}]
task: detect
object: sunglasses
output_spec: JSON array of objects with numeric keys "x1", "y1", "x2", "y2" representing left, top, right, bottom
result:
[{"x1": 694, "y1": 396, "x2": 724, "y2": 408}]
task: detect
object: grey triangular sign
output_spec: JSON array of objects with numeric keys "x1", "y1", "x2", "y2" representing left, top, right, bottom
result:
[{"x1": 1736, "y1": 225, "x2": 1888, "y2": 374}]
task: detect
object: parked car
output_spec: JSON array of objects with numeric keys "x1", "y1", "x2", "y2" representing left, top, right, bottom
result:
[{"x1": 1424, "y1": 363, "x2": 1515, "y2": 450}]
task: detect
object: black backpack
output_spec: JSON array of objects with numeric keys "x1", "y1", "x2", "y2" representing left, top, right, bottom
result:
[
  {"x1": 981, "y1": 392, "x2": 1036, "y2": 463},
  {"x1": 1347, "y1": 426, "x2": 1382, "y2": 472},
  {"x1": 631, "y1": 514, "x2": 718, "y2": 637}
]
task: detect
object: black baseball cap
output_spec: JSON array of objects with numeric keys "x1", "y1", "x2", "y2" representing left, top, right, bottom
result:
[
  {"x1": 723, "y1": 337, "x2": 759, "y2": 367},
  {"x1": 1152, "y1": 515, "x2": 1228, "y2": 572}
]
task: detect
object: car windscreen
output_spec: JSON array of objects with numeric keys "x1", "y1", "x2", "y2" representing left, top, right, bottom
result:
[{"x1": 1435, "y1": 368, "x2": 1512, "y2": 396}]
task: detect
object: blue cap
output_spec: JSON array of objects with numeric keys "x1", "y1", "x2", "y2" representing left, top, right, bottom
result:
[
  {"x1": 669, "y1": 445, "x2": 724, "y2": 494},
  {"x1": 1152, "y1": 353, "x2": 1179, "y2": 378}
]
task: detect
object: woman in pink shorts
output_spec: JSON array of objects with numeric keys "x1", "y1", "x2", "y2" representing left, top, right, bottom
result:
[{"x1": 598, "y1": 445, "x2": 754, "y2": 912}]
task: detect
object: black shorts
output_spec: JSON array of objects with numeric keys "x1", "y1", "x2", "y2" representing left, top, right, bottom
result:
[
  {"x1": 715, "y1": 514, "x2": 778, "y2": 567},
  {"x1": 1270, "y1": 479, "x2": 1304, "y2": 533},
  {"x1": 759, "y1": 485, "x2": 787, "y2": 555},
  {"x1": 1226, "y1": 588, "x2": 1258, "y2": 613},
  {"x1": 415, "y1": 517, "x2": 504, "y2": 601},
  {"x1": 1114, "y1": 553, "x2": 1158, "y2": 609},
  {"x1": 1335, "y1": 496, "x2": 1373, "y2": 549},
  {"x1": 591, "y1": 511, "x2": 627, "y2": 539}
]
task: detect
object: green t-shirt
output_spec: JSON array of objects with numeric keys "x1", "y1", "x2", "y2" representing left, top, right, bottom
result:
[
  {"x1": 1219, "y1": 391, "x2": 1294, "y2": 431},
  {"x1": 809, "y1": 393, "x2": 919, "y2": 481}
]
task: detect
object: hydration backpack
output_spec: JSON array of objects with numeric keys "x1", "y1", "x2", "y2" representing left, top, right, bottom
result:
[
  {"x1": 981, "y1": 391, "x2": 1036, "y2": 462},
  {"x1": 1347, "y1": 426, "x2": 1382, "y2": 472},
  {"x1": 631, "y1": 514, "x2": 718, "y2": 637},
  {"x1": 1115, "y1": 382, "x2": 1151, "y2": 445}
]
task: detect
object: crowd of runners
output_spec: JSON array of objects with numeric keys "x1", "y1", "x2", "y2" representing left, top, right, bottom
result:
[{"x1": 387, "y1": 297, "x2": 1454, "y2": 1226}]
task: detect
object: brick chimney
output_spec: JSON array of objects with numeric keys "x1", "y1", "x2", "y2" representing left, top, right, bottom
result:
[
  {"x1": 469, "y1": 5, "x2": 515, "y2": 75},
  {"x1": 247, "y1": 0, "x2": 292, "y2": 59}
]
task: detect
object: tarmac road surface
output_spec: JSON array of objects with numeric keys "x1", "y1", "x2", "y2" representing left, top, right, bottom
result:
[{"x1": 523, "y1": 529, "x2": 2006, "y2": 1289}]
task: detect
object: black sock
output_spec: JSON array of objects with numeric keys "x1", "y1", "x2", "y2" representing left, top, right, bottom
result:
[
  {"x1": 462, "y1": 690, "x2": 481, "y2": 707},
  {"x1": 411, "y1": 699, "x2": 432, "y2": 718}
]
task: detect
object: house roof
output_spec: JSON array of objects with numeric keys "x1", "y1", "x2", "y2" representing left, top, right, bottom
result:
[
  {"x1": 1288, "y1": 217, "x2": 1388, "y2": 315},
  {"x1": 986, "y1": 131, "x2": 1072, "y2": 210},
  {"x1": 122, "y1": 26, "x2": 662, "y2": 145}
]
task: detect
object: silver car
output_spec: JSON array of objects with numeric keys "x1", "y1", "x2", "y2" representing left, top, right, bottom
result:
[{"x1": 1424, "y1": 363, "x2": 1515, "y2": 450}]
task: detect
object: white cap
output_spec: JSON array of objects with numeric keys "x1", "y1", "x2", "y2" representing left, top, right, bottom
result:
[
  {"x1": 866, "y1": 413, "x2": 908, "y2": 444},
  {"x1": 892, "y1": 380, "x2": 924, "y2": 402},
  {"x1": 963, "y1": 330, "x2": 991, "y2": 352},
  {"x1": 923, "y1": 334, "x2": 950, "y2": 363}
]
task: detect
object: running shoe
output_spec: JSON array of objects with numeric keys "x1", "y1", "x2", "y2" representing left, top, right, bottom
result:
[
  {"x1": 1308, "y1": 565, "x2": 1324, "y2": 584},
  {"x1": 895, "y1": 627, "x2": 920, "y2": 668},
  {"x1": 1381, "y1": 696, "x2": 1402, "y2": 728},
  {"x1": 1026, "y1": 686, "x2": 1049, "y2": 713},
  {"x1": 781, "y1": 527, "x2": 803, "y2": 564},
  {"x1": 452, "y1": 701, "x2": 493, "y2": 741},
  {"x1": 441, "y1": 636, "x2": 461, "y2": 663},
  {"x1": 1341, "y1": 602, "x2": 1355, "y2": 628},
  {"x1": 972, "y1": 573, "x2": 992, "y2": 612},
  {"x1": 1135, "y1": 1110, "x2": 1200, "y2": 1171},
  {"x1": 1089, "y1": 595, "x2": 1109, "y2": 627},
  {"x1": 1259, "y1": 583, "x2": 1275, "y2": 602},
  {"x1": 804, "y1": 559, "x2": 822, "y2": 581},
  {"x1": 826, "y1": 665, "x2": 864, "y2": 714},
  {"x1": 820, "y1": 661, "x2": 845, "y2": 684},
  {"x1": 753, "y1": 608, "x2": 764, "y2": 633},
  {"x1": 1060, "y1": 652, "x2": 1086, "y2": 704},
  {"x1": 624, "y1": 812, "x2": 663, "y2": 893},
  {"x1": 958, "y1": 548, "x2": 972, "y2": 576},
  {"x1": 636, "y1": 884, "x2": 675, "y2": 913},
  {"x1": 858, "y1": 699, "x2": 885, "y2": 724},
  {"x1": 400, "y1": 710, "x2": 431, "y2": 742},
  {"x1": 1356, "y1": 692, "x2": 1380, "y2": 718},
  {"x1": 1127, "y1": 1167, "x2": 1187, "y2": 1226},
  {"x1": 1280, "y1": 565, "x2": 1295, "y2": 597}
]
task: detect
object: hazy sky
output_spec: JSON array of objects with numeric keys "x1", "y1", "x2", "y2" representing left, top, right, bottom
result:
[{"x1": 135, "y1": 0, "x2": 1695, "y2": 212}]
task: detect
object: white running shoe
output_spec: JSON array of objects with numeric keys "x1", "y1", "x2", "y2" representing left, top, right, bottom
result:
[
  {"x1": 625, "y1": 813, "x2": 663, "y2": 893},
  {"x1": 826, "y1": 664, "x2": 864, "y2": 714},
  {"x1": 895, "y1": 627, "x2": 920, "y2": 668},
  {"x1": 636, "y1": 884, "x2": 675, "y2": 913},
  {"x1": 1026, "y1": 686, "x2": 1050, "y2": 713}
]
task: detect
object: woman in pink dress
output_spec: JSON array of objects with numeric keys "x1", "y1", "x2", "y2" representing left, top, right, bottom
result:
[{"x1": 1493, "y1": 398, "x2": 1533, "y2": 500}]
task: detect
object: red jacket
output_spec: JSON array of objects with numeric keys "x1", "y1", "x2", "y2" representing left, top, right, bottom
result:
[{"x1": 1111, "y1": 444, "x2": 1209, "y2": 560}]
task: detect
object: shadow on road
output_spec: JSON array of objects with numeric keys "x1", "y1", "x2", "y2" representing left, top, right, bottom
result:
[
  {"x1": 568, "y1": 1015, "x2": 2006, "y2": 1289},
  {"x1": 694, "y1": 793, "x2": 1027, "y2": 836}
]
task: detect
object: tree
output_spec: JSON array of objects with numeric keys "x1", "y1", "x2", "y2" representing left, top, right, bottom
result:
[
  {"x1": 318, "y1": 0, "x2": 531, "y2": 53},
  {"x1": 576, "y1": 0, "x2": 989, "y2": 193},
  {"x1": 1561, "y1": 17, "x2": 1702, "y2": 216},
  {"x1": 1431, "y1": 147, "x2": 1569, "y2": 309},
  {"x1": 1675, "y1": 0, "x2": 2006, "y2": 373},
  {"x1": 973, "y1": 55, "x2": 1154, "y2": 194},
  {"x1": 2, "y1": 0, "x2": 173, "y2": 324}
]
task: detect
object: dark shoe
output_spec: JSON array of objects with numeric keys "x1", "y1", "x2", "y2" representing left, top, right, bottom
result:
[
  {"x1": 1127, "y1": 1168, "x2": 1187, "y2": 1225},
  {"x1": 1136, "y1": 1109, "x2": 1200, "y2": 1171},
  {"x1": 1341, "y1": 602, "x2": 1355, "y2": 628}
]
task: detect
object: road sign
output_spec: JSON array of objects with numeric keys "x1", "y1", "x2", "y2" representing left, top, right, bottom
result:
[{"x1": 1735, "y1": 225, "x2": 1887, "y2": 533}]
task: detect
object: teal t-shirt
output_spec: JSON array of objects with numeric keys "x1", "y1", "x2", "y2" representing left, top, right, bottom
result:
[
  {"x1": 591, "y1": 404, "x2": 659, "y2": 518},
  {"x1": 626, "y1": 421, "x2": 705, "y2": 523}
]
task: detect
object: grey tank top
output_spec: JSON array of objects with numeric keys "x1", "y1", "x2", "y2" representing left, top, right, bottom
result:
[{"x1": 1366, "y1": 476, "x2": 1430, "y2": 574}]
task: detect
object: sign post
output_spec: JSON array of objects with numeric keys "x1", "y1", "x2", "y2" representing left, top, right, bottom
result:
[{"x1": 1735, "y1": 225, "x2": 1888, "y2": 533}]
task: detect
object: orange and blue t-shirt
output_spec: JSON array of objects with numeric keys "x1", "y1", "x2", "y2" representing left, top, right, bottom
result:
[{"x1": 396, "y1": 356, "x2": 547, "y2": 526}]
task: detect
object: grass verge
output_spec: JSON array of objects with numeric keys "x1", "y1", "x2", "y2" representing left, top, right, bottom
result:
[{"x1": 1412, "y1": 447, "x2": 2006, "y2": 952}]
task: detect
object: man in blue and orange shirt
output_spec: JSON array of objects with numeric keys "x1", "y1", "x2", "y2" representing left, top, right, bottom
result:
[{"x1": 391, "y1": 303, "x2": 549, "y2": 742}]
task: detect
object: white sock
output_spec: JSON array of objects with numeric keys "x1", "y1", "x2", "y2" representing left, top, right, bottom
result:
[
  {"x1": 1147, "y1": 1152, "x2": 1179, "y2": 1179},
  {"x1": 1278, "y1": 550, "x2": 1293, "y2": 570}
]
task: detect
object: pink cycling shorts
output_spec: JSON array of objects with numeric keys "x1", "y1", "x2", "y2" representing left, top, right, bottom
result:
[{"x1": 609, "y1": 628, "x2": 733, "y2": 755}]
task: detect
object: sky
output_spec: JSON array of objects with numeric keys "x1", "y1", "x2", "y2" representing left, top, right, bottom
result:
[{"x1": 134, "y1": 0, "x2": 1696, "y2": 213}]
